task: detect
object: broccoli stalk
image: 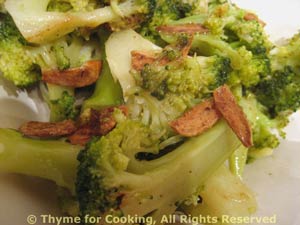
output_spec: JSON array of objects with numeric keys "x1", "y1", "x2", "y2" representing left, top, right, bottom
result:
[
  {"x1": 0, "y1": 128, "x2": 82, "y2": 193},
  {"x1": 182, "y1": 165, "x2": 257, "y2": 225},
  {"x1": 5, "y1": 0, "x2": 155, "y2": 44},
  {"x1": 83, "y1": 29, "x2": 123, "y2": 111},
  {"x1": 82, "y1": 59, "x2": 123, "y2": 110},
  {"x1": 76, "y1": 120, "x2": 241, "y2": 222}
]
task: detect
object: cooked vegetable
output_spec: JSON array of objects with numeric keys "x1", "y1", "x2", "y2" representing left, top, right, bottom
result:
[
  {"x1": 139, "y1": 0, "x2": 208, "y2": 45},
  {"x1": 76, "y1": 120, "x2": 240, "y2": 222},
  {"x1": 33, "y1": 34, "x2": 101, "y2": 121},
  {"x1": 82, "y1": 30, "x2": 124, "y2": 111},
  {"x1": 182, "y1": 165, "x2": 257, "y2": 225},
  {"x1": 1, "y1": 1, "x2": 300, "y2": 224},
  {"x1": 5, "y1": 0, "x2": 155, "y2": 43},
  {"x1": 0, "y1": 13, "x2": 40, "y2": 87},
  {"x1": 0, "y1": 128, "x2": 81, "y2": 192}
]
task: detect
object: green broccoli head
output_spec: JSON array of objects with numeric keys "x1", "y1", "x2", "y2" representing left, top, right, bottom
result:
[
  {"x1": 0, "y1": 14, "x2": 41, "y2": 87},
  {"x1": 224, "y1": 17, "x2": 271, "y2": 54},
  {"x1": 76, "y1": 119, "x2": 240, "y2": 223},
  {"x1": 31, "y1": 34, "x2": 101, "y2": 70},
  {"x1": 253, "y1": 66, "x2": 300, "y2": 117},
  {"x1": 196, "y1": 55, "x2": 231, "y2": 90},
  {"x1": 203, "y1": 2, "x2": 272, "y2": 54},
  {"x1": 271, "y1": 33, "x2": 300, "y2": 71},
  {"x1": 140, "y1": 60, "x2": 198, "y2": 100},
  {"x1": 139, "y1": 0, "x2": 203, "y2": 45},
  {"x1": 228, "y1": 47, "x2": 271, "y2": 87},
  {"x1": 135, "y1": 53, "x2": 231, "y2": 102}
]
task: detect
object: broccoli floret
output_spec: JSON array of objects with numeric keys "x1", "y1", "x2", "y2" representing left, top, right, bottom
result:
[
  {"x1": 228, "y1": 47, "x2": 271, "y2": 87},
  {"x1": 0, "y1": 14, "x2": 41, "y2": 87},
  {"x1": 225, "y1": 19, "x2": 271, "y2": 55},
  {"x1": 0, "y1": 128, "x2": 82, "y2": 192},
  {"x1": 202, "y1": 3, "x2": 272, "y2": 54},
  {"x1": 139, "y1": 0, "x2": 205, "y2": 45},
  {"x1": 40, "y1": 84, "x2": 79, "y2": 122},
  {"x1": 271, "y1": 33, "x2": 300, "y2": 71},
  {"x1": 135, "y1": 56, "x2": 202, "y2": 101},
  {"x1": 135, "y1": 52, "x2": 231, "y2": 102},
  {"x1": 196, "y1": 55, "x2": 231, "y2": 90},
  {"x1": 253, "y1": 66, "x2": 300, "y2": 117},
  {"x1": 159, "y1": 33, "x2": 270, "y2": 87},
  {"x1": 31, "y1": 34, "x2": 101, "y2": 70},
  {"x1": 76, "y1": 119, "x2": 240, "y2": 222},
  {"x1": 47, "y1": 0, "x2": 102, "y2": 12},
  {"x1": 33, "y1": 34, "x2": 101, "y2": 121},
  {"x1": 253, "y1": 33, "x2": 300, "y2": 117}
]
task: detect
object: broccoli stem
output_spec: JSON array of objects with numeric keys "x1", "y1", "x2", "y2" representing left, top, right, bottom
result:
[
  {"x1": 121, "y1": 121, "x2": 242, "y2": 217},
  {"x1": 5, "y1": 0, "x2": 149, "y2": 43},
  {"x1": 82, "y1": 30, "x2": 123, "y2": 110},
  {"x1": 229, "y1": 145, "x2": 248, "y2": 179},
  {"x1": 182, "y1": 165, "x2": 257, "y2": 225},
  {"x1": 48, "y1": 83, "x2": 74, "y2": 100},
  {"x1": 0, "y1": 128, "x2": 81, "y2": 193},
  {"x1": 82, "y1": 59, "x2": 123, "y2": 110}
]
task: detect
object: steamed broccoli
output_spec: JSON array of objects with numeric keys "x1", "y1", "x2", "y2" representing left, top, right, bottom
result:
[
  {"x1": 0, "y1": 13, "x2": 41, "y2": 87},
  {"x1": 251, "y1": 33, "x2": 300, "y2": 117},
  {"x1": 196, "y1": 55, "x2": 231, "y2": 90},
  {"x1": 139, "y1": 0, "x2": 196, "y2": 45},
  {"x1": 133, "y1": 42, "x2": 231, "y2": 102},
  {"x1": 137, "y1": 0, "x2": 212, "y2": 45},
  {"x1": 202, "y1": 3, "x2": 272, "y2": 54},
  {"x1": 270, "y1": 33, "x2": 300, "y2": 71},
  {"x1": 76, "y1": 119, "x2": 240, "y2": 222},
  {"x1": 253, "y1": 66, "x2": 300, "y2": 117},
  {"x1": 0, "y1": 118, "x2": 241, "y2": 224}
]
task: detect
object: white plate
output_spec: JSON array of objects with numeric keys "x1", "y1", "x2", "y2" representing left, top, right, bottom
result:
[{"x1": 1, "y1": 1, "x2": 300, "y2": 224}]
